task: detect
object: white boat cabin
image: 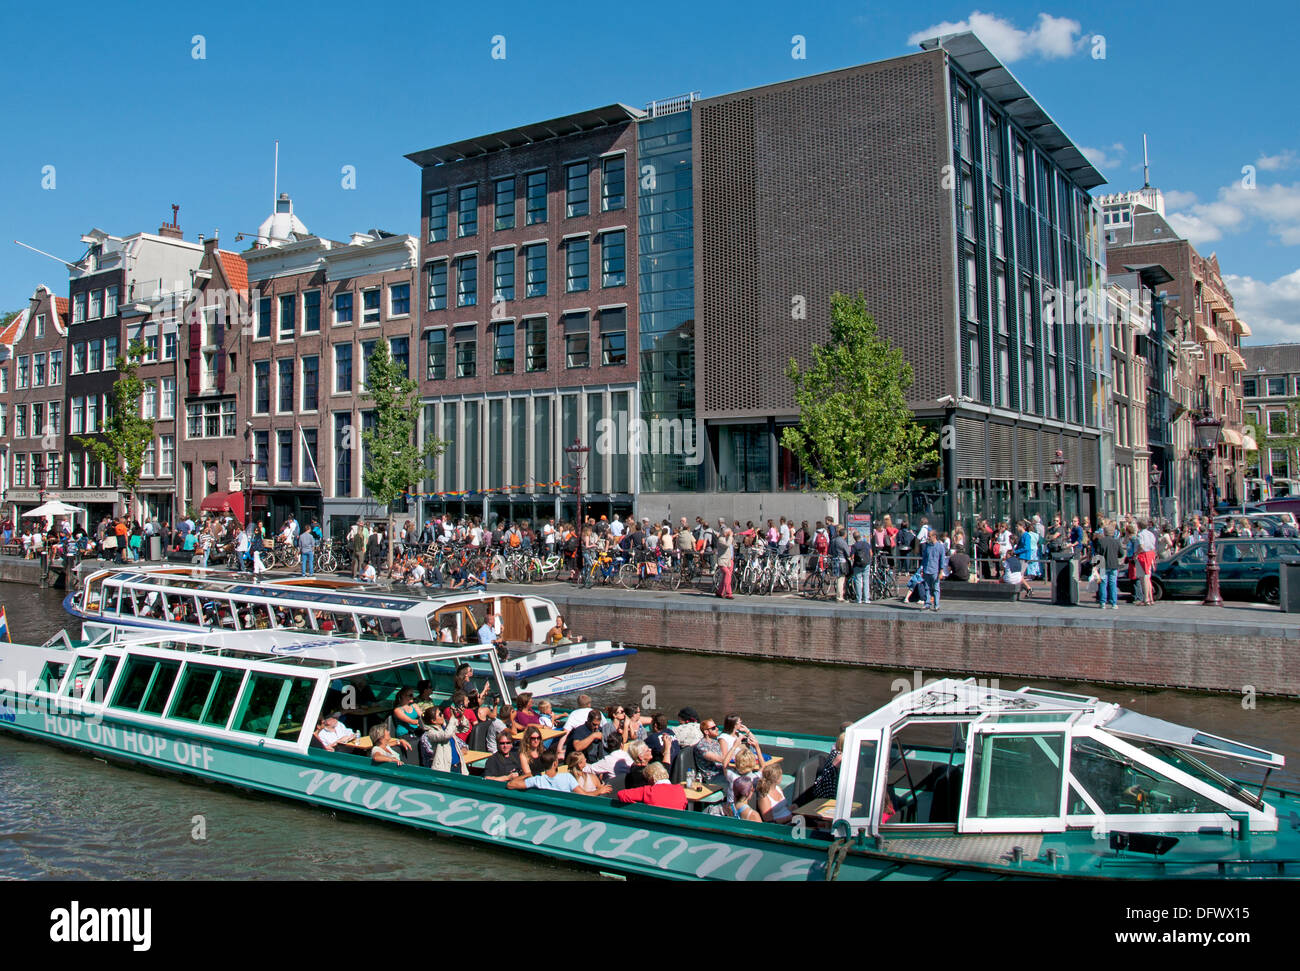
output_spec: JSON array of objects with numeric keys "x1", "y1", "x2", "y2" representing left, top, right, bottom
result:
[
  {"x1": 76, "y1": 567, "x2": 564, "y2": 646},
  {"x1": 14, "y1": 628, "x2": 512, "y2": 753},
  {"x1": 835, "y1": 679, "x2": 1283, "y2": 838}
]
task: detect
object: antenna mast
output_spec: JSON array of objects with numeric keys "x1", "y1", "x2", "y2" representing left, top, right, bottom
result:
[{"x1": 1142, "y1": 134, "x2": 1150, "y2": 189}]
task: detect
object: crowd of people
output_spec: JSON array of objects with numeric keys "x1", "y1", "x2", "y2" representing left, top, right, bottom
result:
[{"x1": 315, "y1": 677, "x2": 834, "y2": 824}]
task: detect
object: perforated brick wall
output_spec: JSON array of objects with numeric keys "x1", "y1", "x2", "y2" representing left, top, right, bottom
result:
[{"x1": 695, "y1": 50, "x2": 955, "y2": 419}]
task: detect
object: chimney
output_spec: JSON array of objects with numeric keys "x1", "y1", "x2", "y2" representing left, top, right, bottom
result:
[{"x1": 158, "y1": 204, "x2": 184, "y2": 239}]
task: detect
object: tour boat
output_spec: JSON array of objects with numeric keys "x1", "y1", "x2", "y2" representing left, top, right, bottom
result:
[
  {"x1": 0, "y1": 625, "x2": 1295, "y2": 880},
  {"x1": 63, "y1": 565, "x2": 634, "y2": 698}
]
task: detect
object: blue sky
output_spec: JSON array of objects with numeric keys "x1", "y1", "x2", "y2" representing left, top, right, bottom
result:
[{"x1": 2, "y1": 1, "x2": 1297, "y2": 338}]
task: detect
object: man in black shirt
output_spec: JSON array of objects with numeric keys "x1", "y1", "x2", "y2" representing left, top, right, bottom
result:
[
  {"x1": 645, "y1": 714, "x2": 681, "y2": 765},
  {"x1": 947, "y1": 543, "x2": 971, "y2": 582},
  {"x1": 849, "y1": 529, "x2": 872, "y2": 603},
  {"x1": 482, "y1": 732, "x2": 523, "y2": 782}
]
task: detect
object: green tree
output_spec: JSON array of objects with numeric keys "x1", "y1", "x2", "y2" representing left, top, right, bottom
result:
[
  {"x1": 360, "y1": 339, "x2": 447, "y2": 568},
  {"x1": 0, "y1": 310, "x2": 22, "y2": 329},
  {"x1": 76, "y1": 338, "x2": 155, "y2": 508},
  {"x1": 780, "y1": 293, "x2": 938, "y2": 505}
]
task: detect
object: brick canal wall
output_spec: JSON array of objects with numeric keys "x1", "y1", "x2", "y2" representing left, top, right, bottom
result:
[{"x1": 545, "y1": 593, "x2": 1300, "y2": 698}]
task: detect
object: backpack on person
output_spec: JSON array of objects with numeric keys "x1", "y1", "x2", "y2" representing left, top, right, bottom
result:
[
  {"x1": 814, "y1": 532, "x2": 829, "y2": 555},
  {"x1": 897, "y1": 527, "x2": 916, "y2": 552}
]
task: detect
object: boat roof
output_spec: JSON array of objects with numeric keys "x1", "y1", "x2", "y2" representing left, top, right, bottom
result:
[
  {"x1": 109, "y1": 628, "x2": 496, "y2": 672},
  {"x1": 855, "y1": 678, "x2": 1284, "y2": 769},
  {"x1": 86, "y1": 567, "x2": 538, "y2": 615}
]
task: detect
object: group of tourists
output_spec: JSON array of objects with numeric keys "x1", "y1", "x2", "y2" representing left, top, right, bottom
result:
[{"x1": 319, "y1": 678, "x2": 817, "y2": 823}]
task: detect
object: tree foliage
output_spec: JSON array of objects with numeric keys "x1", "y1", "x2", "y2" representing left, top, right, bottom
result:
[
  {"x1": 361, "y1": 340, "x2": 447, "y2": 563},
  {"x1": 780, "y1": 293, "x2": 938, "y2": 504},
  {"x1": 75, "y1": 338, "x2": 155, "y2": 497},
  {"x1": 1244, "y1": 400, "x2": 1300, "y2": 486}
]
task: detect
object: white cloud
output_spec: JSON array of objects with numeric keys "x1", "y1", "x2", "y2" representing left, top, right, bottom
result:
[
  {"x1": 1167, "y1": 181, "x2": 1300, "y2": 248},
  {"x1": 1256, "y1": 151, "x2": 1297, "y2": 172},
  {"x1": 1162, "y1": 189, "x2": 1199, "y2": 210},
  {"x1": 907, "y1": 11, "x2": 1085, "y2": 63},
  {"x1": 1226, "y1": 269, "x2": 1300, "y2": 344},
  {"x1": 1080, "y1": 142, "x2": 1125, "y2": 171}
]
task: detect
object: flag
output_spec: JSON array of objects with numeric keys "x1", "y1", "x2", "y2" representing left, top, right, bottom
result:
[{"x1": 0, "y1": 605, "x2": 9, "y2": 642}]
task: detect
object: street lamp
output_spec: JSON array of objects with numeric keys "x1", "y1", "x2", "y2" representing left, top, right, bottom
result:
[
  {"x1": 1193, "y1": 411, "x2": 1224, "y2": 607},
  {"x1": 1150, "y1": 464, "x2": 1162, "y2": 519},
  {"x1": 564, "y1": 439, "x2": 590, "y2": 529},
  {"x1": 1050, "y1": 448, "x2": 1066, "y2": 528}
]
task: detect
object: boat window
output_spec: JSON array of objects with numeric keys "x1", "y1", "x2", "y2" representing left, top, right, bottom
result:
[
  {"x1": 248, "y1": 604, "x2": 272, "y2": 629},
  {"x1": 84, "y1": 576, "x2": 105, "y2": 613},
  {"x1": 882, "y1": 721, "x2": 966, "y2": 825},
  {"x1": 380, "y1": 616, "x2": 403, "y2": 638},
  {"x1": 59, "y1": 656, "x2": 98, "y2": 696},
  {"x1": 37, "y1": 661, "x2": 68, "y2": 694},
  {"x1": 530, "y1": 604, "x2": 551, "y2": 624},
  {"x1": 1086, "y1": 738, "x2": 1258, "y2": 816},
  {"x1": 99, "y1": 585, "x2": 118, "y2": 615},
  {"x1": 118, "y1": 589, "x2": 137, "y2": 616},
  {"x1": 1073, "y1": 738, "x2": 1250, "y2": 814},
  {"x1": 200, "y1": 670, "x2": 245, "y2": 728},
  {"x1": 366, "y1": 663, "x2": 426, "y2": 706},
  {"x1": 85, "y1": 656, "x2": 120, "y2": 704},
  {"x1": 232, "y1": 673, "x2": 316, "y2": 739},
  {"x1": 168, "y1": 664, "x2": 223, "y2": 722},
  {"x1": 110, "y1": 656, "x2": 181, "y2": 714},
  {"x1": 965, "y1": 732, "x2": 1065, "y2": 819},
  {"x1": 334, "y1": 612, "x2": 358, "y2": 635},
  {"x1": 849, "y1": 739, "x2": 879, "y2": 820}
]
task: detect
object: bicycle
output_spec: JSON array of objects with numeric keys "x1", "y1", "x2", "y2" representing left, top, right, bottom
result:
[
  {"x1": 869, "y1": 561, "x2": 898, "y2": 601},
  {"x1": 583, "y1": 550, "x2": 618, "y2": 587},
  {"x1": 801, "y1": 553, "x2": 836, "y2": 600}
]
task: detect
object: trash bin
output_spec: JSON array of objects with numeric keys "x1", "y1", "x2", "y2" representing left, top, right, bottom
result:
[
  {"x1": 1280, "y1": 561, "x2": 1300, "y2": 612},
  {"x1": 1051, "y1": 551, "x2": 1079, "y2": 606},
  {"x1": 148, "y1": 535, "x2": 162, "y2": 561}
]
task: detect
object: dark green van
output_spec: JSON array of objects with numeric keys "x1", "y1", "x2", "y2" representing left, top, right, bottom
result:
[{"x1": 1151, "y1": 538, "x2": 1300, "y2": 604}]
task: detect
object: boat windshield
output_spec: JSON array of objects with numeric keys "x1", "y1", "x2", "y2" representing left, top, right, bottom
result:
[{"x1": 1121, "y1": 739, "x2": 1266, "y2": 810}]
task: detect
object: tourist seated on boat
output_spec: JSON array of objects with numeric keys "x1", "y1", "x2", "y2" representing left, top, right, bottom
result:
[
  {"x1": 476, "y1": 701, "x2": 510, "y2": 753},
  {"x1": 616, "y1": 762, "x2": 688, "y2": 810},
  {"x1": 314, "y1": 713, "x2": 360, "y2": 751},
  {"x1": 564, "y1": 752, "x2": 606, "y2": 795},
  {"x1": 715, "y1": 777, "x2": 762, "y2": 822},
  {"x1": 694, "y1": 718, "x2": 748, "y2": 787},
  {"x1": 518, "y1": 726, "x2": 546, "y2": 776},
  {"x1": 392, "y1": 688, "x2": 424, "y2": 743},
  {"x1": 536, "y1": 699, "x2": 555, "y2": 729},
  {"x1": 620, "y1": 740, "x2": 659, "y2": 788},
  {"x1": 452, "y1": 663, "x2": 490, "y2": 701},
  {"x1": 719, "y1": 715, "x2": 765, "y2": 766},
  {"x1": 625, "y1": 704, "x2": 651, "y2": 742},
  {"x1": 290, "y1": 609, "x2": 308, "y2": 629},
  {"x1": 442, "y1": 690, "x2": 477, "y2": 743},
  {"x1": 586, "y1": 735, "x2": 634, "y2": 780},
  {"x1": 646, "y1": 714, "x2": 681, "y2": 765},
  {"x1": 546, "y1": 614, "x2": 572, "y2": 645},
  {"x1": 482, "y1": 731, "x2": 523, "y2": 782},
  {"x1": 811, "y1": 734, "x2": 846, "y2": 799},
  {"x1": 369, "y1": 725, "x2": 410, "y2": 766},
  {"x1": 511, "y1": 692, "x2": 541, "y2": 732},
  {"x1": 725, "y1": 748, "x2": 763, "y2": 788},
  {"x1": 566, "y1": 710, "x2": 608, "y2": 762},
  {"x1": 756, "y1": 764, "x2": 793, "y2": 824},
  {"x1": 561, "y1": 694, "x2": 607, "y2": 731},
  {"x1": 506, "y1": 750, "x2": 612, "y2": 795},
  {"x1": 418, "y1": 707, "x2": 466, "y2": 774},
  {"x1": 672, "y1": 707, "x2": 703, "y2": 747}
]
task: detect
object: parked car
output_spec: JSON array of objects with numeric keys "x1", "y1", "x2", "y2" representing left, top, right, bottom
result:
[
  {"x1": 1212, "y1": 513, "x2": 1300, "y2": 538},
  {"x1": 1134, "y1": 538, "x2": 1300, "y2": 604}
]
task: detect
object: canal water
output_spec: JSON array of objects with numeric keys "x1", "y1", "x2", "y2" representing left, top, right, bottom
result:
[{"x1": 2, "y1": 583, "x2": 1297, "y2": 880}]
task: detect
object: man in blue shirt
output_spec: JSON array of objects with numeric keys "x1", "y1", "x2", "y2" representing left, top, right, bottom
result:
[
  {"x1": 919, "y1": 532, "x2": 948, "y2": 611},
  {"x1": 506, "y1": 751, "x2": 611, "y2": 795}
]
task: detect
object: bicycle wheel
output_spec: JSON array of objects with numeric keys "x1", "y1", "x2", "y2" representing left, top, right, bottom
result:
[{"x1": 618, "y1": 563, "x2": 641, "y2": 590}]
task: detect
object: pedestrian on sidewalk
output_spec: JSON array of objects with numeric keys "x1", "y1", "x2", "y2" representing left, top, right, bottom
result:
[
  {"x1": 716, "y1": 528, "x2": 735, "y2": 599},
  {"x1": 831, "y1": 527, "x2": 852, "y2": 601},
  {"x1": 849, "y1": 529, "x2": 872, "y2": 604},
  {"x1": 919, "y1": 530, "x2": 948, "y2": 611},
  {"x1": 1093, "y1": 521, "x2": 1122, "y2": 609}
]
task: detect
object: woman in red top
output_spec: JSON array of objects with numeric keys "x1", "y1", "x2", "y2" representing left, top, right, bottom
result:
[
  {"x1": 511, "y1": 691, "x2": 541, "y2": 731},
  {"x1": 616, "y1": 762, "x2": 687, "y2": 810},
  {"x1": 441, "y1": 690, "x2": 478, "y2": 743}
]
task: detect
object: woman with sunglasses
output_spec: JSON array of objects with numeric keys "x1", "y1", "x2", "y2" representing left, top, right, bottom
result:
[{"x1": 518, "y1": 725, "x2": 546, "y2": 777}]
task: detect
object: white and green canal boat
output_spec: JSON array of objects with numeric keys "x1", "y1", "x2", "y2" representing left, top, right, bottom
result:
[{"x1": 0, "y1": 627, "x2": 1297, "y2": 880}]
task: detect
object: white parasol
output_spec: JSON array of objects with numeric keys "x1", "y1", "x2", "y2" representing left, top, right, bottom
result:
[{"x1": 21, "y1": 500, "x2": 85, "y2": 519}]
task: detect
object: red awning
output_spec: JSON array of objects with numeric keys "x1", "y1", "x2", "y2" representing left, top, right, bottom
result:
[{"x1": 199, "y1": 490, "x2": 245, "y2": 522}]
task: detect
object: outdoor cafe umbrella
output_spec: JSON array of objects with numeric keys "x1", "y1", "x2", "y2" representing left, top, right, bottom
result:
[{"x1": 21, "y1": 500, "x2": 85, "y2": 520}]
